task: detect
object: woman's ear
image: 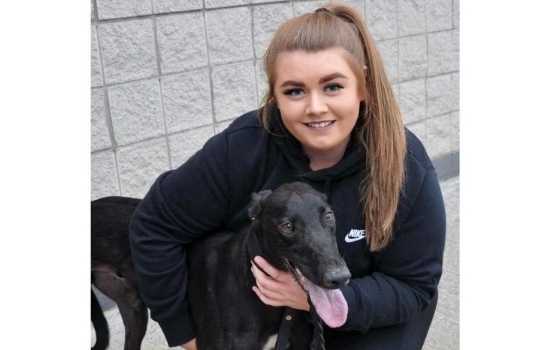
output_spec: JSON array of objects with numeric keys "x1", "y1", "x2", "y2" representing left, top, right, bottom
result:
[{"x1": 247, "y1": 190, "x2": 273, "y2": 221}]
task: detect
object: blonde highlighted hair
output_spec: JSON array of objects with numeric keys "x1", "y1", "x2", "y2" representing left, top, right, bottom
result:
[{"x1": 258, "y1": 1, "x2": 406, "y2": 251}]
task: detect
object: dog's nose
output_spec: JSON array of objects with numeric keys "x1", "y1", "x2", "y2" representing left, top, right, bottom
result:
[{"x1": 322, "y1": 267, "x2": 351, "y2": 289}]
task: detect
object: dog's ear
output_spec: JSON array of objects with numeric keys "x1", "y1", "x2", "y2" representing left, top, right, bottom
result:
[{"x1": 248, "y1": 190, "x2": 272, "y2": 221}]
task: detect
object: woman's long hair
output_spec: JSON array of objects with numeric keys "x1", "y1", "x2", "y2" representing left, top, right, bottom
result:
[{"x1": 258, "y1": 1, "x2": 406, "y2": 251}]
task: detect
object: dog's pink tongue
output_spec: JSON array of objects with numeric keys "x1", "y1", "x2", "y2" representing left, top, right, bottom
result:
[{"x1": 302, "y1": 277, "x2": 348, "y2": 328}]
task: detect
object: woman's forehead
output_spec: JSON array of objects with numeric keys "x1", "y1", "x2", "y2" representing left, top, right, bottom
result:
[{"x1": 274, "y1": 48, "x2": 356, "y2": 86}]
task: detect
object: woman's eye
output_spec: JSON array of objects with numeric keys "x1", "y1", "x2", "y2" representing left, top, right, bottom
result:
[
  {"x1": 325, "y1": 83, "x2": 343, "y2": 92},
  {"x1": 283, "y1": 84, "x2": 342, "y2": 97},
  {"x1": 283, "y1": 88, "x2": 303, "y2": 97}
]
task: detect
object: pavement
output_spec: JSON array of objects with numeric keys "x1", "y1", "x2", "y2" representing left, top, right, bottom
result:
[
  {"x1": 424, "y1": 176, "x2": 460, "y2": 350},
  {"x1": 92, "y1": 176, "x2": 460, "y2": 350}
]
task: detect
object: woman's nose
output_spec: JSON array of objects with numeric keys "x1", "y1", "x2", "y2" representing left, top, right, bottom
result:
[{"x1": 306, "y1": 91, "x2": 328, "y2": 115}]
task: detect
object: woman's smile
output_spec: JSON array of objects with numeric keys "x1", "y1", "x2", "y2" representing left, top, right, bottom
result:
[{"x1": 303, "y1": 120, "x2": 336, "y2": 129}]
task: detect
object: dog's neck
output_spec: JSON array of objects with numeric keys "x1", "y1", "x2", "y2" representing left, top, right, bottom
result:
[{"x1": 243, "y1": 221, "x2": 287, "y2": 286}]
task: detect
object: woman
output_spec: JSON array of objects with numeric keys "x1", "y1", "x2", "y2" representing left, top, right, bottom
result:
[{"x1": 129, "y1": 2, "x2": 446, "y2": 349}]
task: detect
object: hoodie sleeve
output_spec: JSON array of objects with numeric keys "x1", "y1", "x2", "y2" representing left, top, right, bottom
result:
[
  {"x1": 337, "y1": 167, "x2": 446, "y2": 332},
  {"x1": 128, "y1": 131, "x2": 231, "y2": 347}
]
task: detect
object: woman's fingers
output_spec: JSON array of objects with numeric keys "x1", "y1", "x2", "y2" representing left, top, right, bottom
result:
[
  {"x1": 253, "y1": 256, "x2": 281, "y2": 280},
  {"x1": 250, "y1": 256, "x2": 310, "y2": 311},
  {"x1": 252, "y1": 286, "x2": 283, "y2": 307},
  {"x1": 251, "y1": 262, "x2": 283, "y2": 294}
]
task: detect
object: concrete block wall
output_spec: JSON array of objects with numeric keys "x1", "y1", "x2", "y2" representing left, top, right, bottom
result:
[{"x1": 91, "y1": 0, "x2": 460, "y2": 201}]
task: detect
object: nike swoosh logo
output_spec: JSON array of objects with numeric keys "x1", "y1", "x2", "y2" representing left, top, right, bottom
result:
[{"x1": 344, "y1": 229, "x2": 366, "y2": 243}]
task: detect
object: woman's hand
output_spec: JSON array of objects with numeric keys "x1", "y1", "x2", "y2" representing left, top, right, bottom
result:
[
  {"x1": 182, "y1": 338, "x2": 197, "y2": 350},
  {"x1": 251, "y1": 256, "x2": 310, "y2": 311}
]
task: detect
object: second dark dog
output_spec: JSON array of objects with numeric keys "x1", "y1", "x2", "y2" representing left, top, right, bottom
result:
[
  {"x1": 91, "y1": 197, "x2": 147, "y2": 350},
  {"x1": 188, "y1": 181, "x2": 351, "y2": 349}
]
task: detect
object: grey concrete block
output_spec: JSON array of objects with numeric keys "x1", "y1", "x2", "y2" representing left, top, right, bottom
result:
[
  {"x1": 212, "y1": 60, "x2": 258, "y2": 122},
  {"x1": 206, "y1": 7, "x2": 254, "y2": 65},
  {"x1": 255, "y1": 58, "x2": 269, "y2": 105},
  {"x1": 453, "y1": 0, "x2": 459, "y2": 28},
  {"x1": 96, "y1": 0, "x2": 152, "y2": 20},
  {"x1": 251, "y1": 0, "x2": 282, "y2": 4},
  {"x1": 426, "y1": 113, "x2": 453, "y2": 158},
  {"x1": 253, "y1": 3, "x2": 293, "y2": 59},
  {"x1": 450, "y1": 110, "x2": 459, "y2": 152},
  {"x1": 293, "y1": 0, "x2": 363, "y2": 16},
  {"x1": 91, "y1": 88, "x2": 111, "y2": 151},
  {"x1": 157, "y1": 13, "x2": 208, "y2": 74},
  {"x1": 365, "y1": 0, "x2": 398, "y2": 40},
  {"x1": 108, "y1": 79, "x2": 164, "y2": 146},
  {"x1": 427, "y1": 72, "x2": 458, "y2": 117},
  {"x1": 399, "y1": 78, "x2": 426, "y2": 124},
  {"x1": 377, "y1": 39, "x2": 398, "y2": 83},
  {"x1": 169, "y1": 126, "x2": 215, "y2": 168},
  {"x1": 251, "y1": 0, "x2": 281, "y2": 4},
  {"x1": 91, "y1": 0, "x2": 96, "y2": 21},
  {"x1": 215, "y1": 120, "x2": 234, "y2": 134},
  {"x1": 161, "y1": 68, "x2": 213, "y2": 133},
  {"x1": 428, "y1": 30, "x2": 459, "y2": 75},
  {"x1": 392, "y1": 81, "x2": 400, "y2": 101},
  {"x1": 91, "y1": 25, "x2": 103, "y2": 88},
  {"x1": 427, "y1": 0, "x2": 453, "y2": 32},
  {"x1": 153, "y1": 0, "x2": 203, "y2": 13},
  {"x1": 98, "y1": 19, "x2": 157, "y2": 84},
  {"x1": 339, "y1": 0, "x2": 366, "y2": 17},
  {"x1": 405, "y1": 120, "x2": 427, "y2": 145},
  {"x1": 117, "y1": 138, "x2": 170, "y2": 198},
  {"x1": 206, "y1": 0, "x2": 249, "y2": 8},
  {"x1": 91, "y1": 150, "x2": 120, "y2": 200},
  {"x1": 293, "y1": 1, "x2": 326, "y2": 16},
  {"x1": 398, "y1": 0, "x2": 426, "y2": 36},
  {"x1": 399, "y1": 35, "x2": 427, "y2": 81}
]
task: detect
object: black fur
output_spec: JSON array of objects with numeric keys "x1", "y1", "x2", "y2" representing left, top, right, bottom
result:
[
  {"x1": 91, "y1": 182, "x2": 350, "y2": 350},
  {"x1": 91, "y1": 197, "x2": 147, "y2": 350}
]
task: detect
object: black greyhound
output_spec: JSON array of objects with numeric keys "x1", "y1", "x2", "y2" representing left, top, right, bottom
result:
[
  {"x1": 91, "y1": 182, "x2": 351, "y2": 350},
  {"x1": 188, "y1": 182, "x2": 351, "y2": 350}
]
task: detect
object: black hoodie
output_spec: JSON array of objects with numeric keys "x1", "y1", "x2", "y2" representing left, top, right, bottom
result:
[{"x1": 128, "y1": 108, "x2": 446, "y2": 347}]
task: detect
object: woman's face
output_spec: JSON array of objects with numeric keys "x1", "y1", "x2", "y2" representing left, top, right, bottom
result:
[{"x1": 273, "y1": 47, "x2": 365, "y2": 161}]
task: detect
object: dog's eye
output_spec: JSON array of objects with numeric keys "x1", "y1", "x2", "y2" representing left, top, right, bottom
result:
[
  {"x1": 278, "y1": 221, "x2": 294, "y2": 235},
  {"x1": 324, "y1": 211, "x2": 335, "y2": 222}
]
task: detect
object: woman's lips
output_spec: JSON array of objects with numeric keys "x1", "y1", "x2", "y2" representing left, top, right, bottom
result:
[{"x1": 303, "y1": 120, "x2": 336, "y2": 129}]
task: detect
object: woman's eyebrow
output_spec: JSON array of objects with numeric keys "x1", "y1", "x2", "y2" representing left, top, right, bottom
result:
[{"x1": 279, "y1": 72, "x2": 348, "y2": 88}]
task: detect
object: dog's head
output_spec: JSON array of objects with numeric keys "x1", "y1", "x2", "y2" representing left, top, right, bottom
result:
[{"x1": 248, "y1": 182, "x2": 351, "y2": 290}]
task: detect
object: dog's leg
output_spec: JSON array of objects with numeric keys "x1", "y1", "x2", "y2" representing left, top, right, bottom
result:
[
  {"x1": 91, "y1": 288, "x2": 109, "y2": 350},
  {"x1": 93, "y1": 269, "x2": 148, "y2": 350}
]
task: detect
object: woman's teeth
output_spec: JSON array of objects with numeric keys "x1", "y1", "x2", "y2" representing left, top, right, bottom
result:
[{"x1": 305, "y1": 121, "x2": 335, "y2": 128}]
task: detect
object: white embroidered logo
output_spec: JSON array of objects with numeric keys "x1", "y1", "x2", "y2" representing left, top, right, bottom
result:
[{"x1": 344, "y1": 229, "x2": 367, "y2": 243}]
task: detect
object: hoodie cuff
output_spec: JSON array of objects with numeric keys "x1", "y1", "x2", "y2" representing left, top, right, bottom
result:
[
  {"x1": 158, "y1": 309, "x2": 196, "y2": 348},
  {"x1": 332, "y1": 283, "x2": 370, "y2": 332}
]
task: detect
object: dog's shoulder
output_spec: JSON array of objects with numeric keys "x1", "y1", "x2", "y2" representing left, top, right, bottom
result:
[{"x1": 92, "y1": 196, "x2": 141, "y2": 209}]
